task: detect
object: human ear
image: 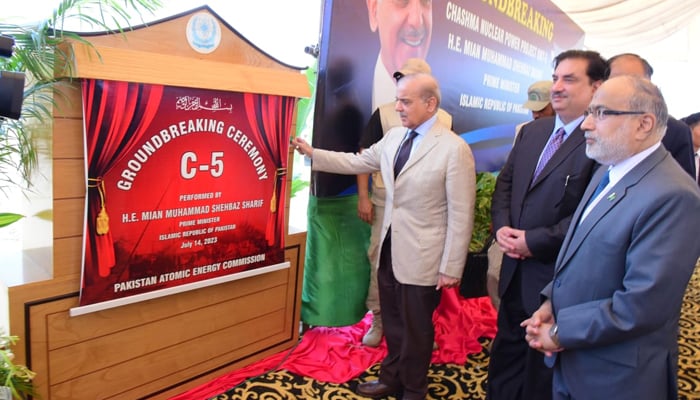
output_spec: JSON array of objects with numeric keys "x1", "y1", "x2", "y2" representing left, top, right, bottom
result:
[
  {"x1": 367, "y1": 0, "x2": 378, "y2": 32},
  {"x1": 636, "y1": 113, "x2": 656, "y2": 139}
]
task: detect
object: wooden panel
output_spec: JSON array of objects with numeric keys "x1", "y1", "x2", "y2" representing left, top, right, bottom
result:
[
  {"x1": 31, "y1": 293, "x2": 293, "y2": 400},
  {"x1": 82, "y1": 10, "x2": 298, "y2": 70},
  {"x1": 8, "y1": 11, "x2": 309, "y2": 399},
  {"x1": 51, "y1": 310, "x2": 287, "y2": 400},
  {"x1": 53, "y1": 159, "x2": 84, "y2": 199},
  {"x1": 26, "y1": 294, "x2": 58, "y2": 398},
  {"x1": 285, "y1": 231, "x2": 306, "y2": 351},
  {"x1": 105, "y1": 333, "x2": 294, "y2": 400},
  {"x1": 122, "y1": 339, "x2": 295, "y2": 400},
  {"x1": 46, "y1": 268, "x2": 288, "y2": 347},
  {"x1": 52, "y1": 119, "x2": 84, "y2": 159},
  {"x1": 19, "y1": 234, "x2": 303, "y2": 400},
  {"x1": 125, "y1": 240, "x2": 306, "y2": 400},
  {"x1": 53, "y1": 236, "x2": 82, "y2": 278},
  {"x1": 53, "y1": 198, "x2": 84, "y2": 238},
  {"x1": 53, "y1": 83, "x2": 83, "y2": 119},
  {"x1": 49, "y1": 285, "x2": 288, "y2": 383},
  {"x1": 66, "y1": 42, "x2": 309, "y2": 98},
  {"x1": 8, "y1": 275, "x2": 82, "y2": 363}
]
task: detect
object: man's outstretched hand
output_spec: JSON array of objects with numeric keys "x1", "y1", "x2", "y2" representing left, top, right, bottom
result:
[{"x1": 292, "y1": 137, "x2": 313, "y2": 157}]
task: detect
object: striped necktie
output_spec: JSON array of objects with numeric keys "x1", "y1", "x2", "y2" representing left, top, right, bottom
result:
[{"x1": 531, "y1": 127, "x2": 565, "y2": 184}]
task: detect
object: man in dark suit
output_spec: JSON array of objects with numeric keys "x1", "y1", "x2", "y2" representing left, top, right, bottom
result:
[
  {"x1": 487, "y1": 50, "x2": 607, "y2": 400},
  {"x1": 605, "y1": 53, "x2": 696, "y2": 178},
  {"x1": 680, "y1": 112, "x2": 700, "y2": 184},
  {"x1": 293, "y1": 73, "x2": 475, "y2": 400},
  {"x1": 523, "y1": 75, "x2": 700, "y2": 400}
]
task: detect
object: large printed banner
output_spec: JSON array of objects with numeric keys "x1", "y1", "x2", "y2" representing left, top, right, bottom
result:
[
  {"x1": 313, "y1": 0, "x2": 585, "y2": 189},
  {"x1": 73, "y1": 79, "x2": 295, "y2": 315},
  {"x1": 300, "y1": 1, "x2": 584, "y2": 321}
]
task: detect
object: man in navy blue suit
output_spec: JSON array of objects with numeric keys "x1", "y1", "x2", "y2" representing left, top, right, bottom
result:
[{"x1": 523, "y1": 74, "x2": 700, "y2": 400}]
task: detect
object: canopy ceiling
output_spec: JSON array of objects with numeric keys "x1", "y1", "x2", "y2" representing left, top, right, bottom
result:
[{"x1": 552, "y1": 0, "x2": 700, "y2": 58}]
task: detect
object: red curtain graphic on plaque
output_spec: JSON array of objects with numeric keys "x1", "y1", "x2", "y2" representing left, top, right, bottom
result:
[
  {"x1": 243, "y1": 93, "x2": 295, "y2": 247},
  {"x1": 81, "y1": 79, "x2": 295, "y2": 307}
]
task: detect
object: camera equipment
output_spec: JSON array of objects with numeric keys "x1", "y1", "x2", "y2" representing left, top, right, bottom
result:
[
  {"x1": 0, "y1": 34, "x2": 25, "y2": 120},
  {"x1": 304, "y1": 44, "x2": 319, "y2": 59},
  {"x1": 0, "y1": 71, "x2": 25, "y2": 120}
]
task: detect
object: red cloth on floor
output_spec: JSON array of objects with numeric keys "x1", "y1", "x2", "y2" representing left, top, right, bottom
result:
[
  {"x1": 169, "y1": 288, "x2": 496, "y2": 399},
  {"x1": 432, "y1": 288, "x2": 498, "y2": 364}
]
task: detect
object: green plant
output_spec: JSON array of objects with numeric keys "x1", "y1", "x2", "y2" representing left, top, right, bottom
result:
[
  {"x1": 0, "y1": 209, "x2": 52, "y2": 228},
  {"x1": 0, "y1": 3, "x2": 163, "y2": 398},
  {"x1": 0, "y1": 213, "x2": 25, "y2": 228},
  {"x1": 469, "y1": 171, "x2": 497, "y2": 252},
  {"x1": 0, "y1": 0, "x2": 163, "y2": 226},
  {"x1": 0, "y1": 334, "x2": 36, "y2": 400},
  {"x1": 289, "y1": 60, "x2": 316, "y2": 199},
  {"x1": 290, "y1": 177, "x2": 310, "y2": 199}
]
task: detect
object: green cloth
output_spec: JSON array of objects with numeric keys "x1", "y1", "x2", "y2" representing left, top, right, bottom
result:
[{"x1": 301, "y1": 194, "x2": 371, "y2": 326}]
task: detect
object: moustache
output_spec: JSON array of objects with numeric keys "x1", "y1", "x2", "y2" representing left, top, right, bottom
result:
[{"x1": 400, "y1": 28, "x2": 427, "y2": 46}]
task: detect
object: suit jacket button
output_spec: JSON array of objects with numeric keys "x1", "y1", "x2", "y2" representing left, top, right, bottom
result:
[{"x1": 554, "y1": 279, "x2": 561, "y2": 287}]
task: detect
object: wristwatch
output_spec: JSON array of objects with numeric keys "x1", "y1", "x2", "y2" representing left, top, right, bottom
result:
[{"x1": 549, "y1": 323, "x2": 561, "y2": 348}]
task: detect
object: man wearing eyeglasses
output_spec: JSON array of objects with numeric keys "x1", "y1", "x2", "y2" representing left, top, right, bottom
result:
[
  {"x1": 487, "y1": 50, "x2": 605, "y2": 400},
  {"x1": 522, "y1": 75, "x2": 700, "y2": 400},
  {"x1": 606, "y1": 53, "x2": 696, "y2": 178}
]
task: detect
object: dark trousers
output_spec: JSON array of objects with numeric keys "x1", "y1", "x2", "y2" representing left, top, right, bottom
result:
[
  {"x1": 487, "y1": 270, "x2": 553, "y2": 400},
  {"x1": 378, "y1": 233, "x2": 441, "y2": 400}
]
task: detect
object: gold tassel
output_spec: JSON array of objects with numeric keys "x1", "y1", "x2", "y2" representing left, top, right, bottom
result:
[
  {"x1": 96, "y1": 206, "x2": 110, "y2": 235},
  {"x1": 270, "y1": 167, "x2": 287, "y2": 213},
  {"x1": 88, "y1": 177, "x2": 110, "y2": 235}
]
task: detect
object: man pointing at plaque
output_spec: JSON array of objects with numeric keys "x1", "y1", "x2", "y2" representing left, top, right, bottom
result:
[{"x1": 293, "y1": 72, "x2": 475, "y2": 399}]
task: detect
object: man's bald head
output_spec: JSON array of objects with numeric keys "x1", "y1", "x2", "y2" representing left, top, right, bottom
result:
[{"x1": 606, "y1": 53, "x2": 654, "y2": 79}]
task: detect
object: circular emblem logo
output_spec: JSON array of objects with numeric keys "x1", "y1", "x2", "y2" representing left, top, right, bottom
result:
[{"x1": 186, "y1": 13, "x2": 221, "y2": 54}]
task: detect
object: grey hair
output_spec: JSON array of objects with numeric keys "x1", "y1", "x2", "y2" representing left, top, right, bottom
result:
[
  {"x1": 623, "y1": 75, "x2": 668, "y2": 137},
  {"x1": 401, "y1": 72, "x2": 442, "y2": 108}
]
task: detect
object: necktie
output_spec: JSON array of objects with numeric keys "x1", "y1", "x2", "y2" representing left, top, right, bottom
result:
[
  {"x1": 591, "y1": 169, "x2": 610, "y2": 200},
  {"x1": 531, "y1": 127, "x2": 565, "y2": 184},
  {"x1": 394, "y1": 130, "x2": 418, "y2": 178},
  {"x1": 585, "y1": 169, "x2": 611, "y2": 210},
  {"x1": 579, "y1": 169, "x2": 611, "y2": 225},
  {"x1": 695, "y1": 152, "x2": 699, "y2": 186}
]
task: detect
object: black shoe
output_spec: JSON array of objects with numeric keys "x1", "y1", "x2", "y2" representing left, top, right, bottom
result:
[{"x1": 356, "y1": 380, "x2": 400, "y2": 398}]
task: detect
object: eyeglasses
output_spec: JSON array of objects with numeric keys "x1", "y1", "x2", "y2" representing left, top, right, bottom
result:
[{"x1": 584, "y1": 106, "x2": 646, "y2": 120}]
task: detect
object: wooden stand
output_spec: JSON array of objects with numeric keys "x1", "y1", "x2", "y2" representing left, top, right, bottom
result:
[{"x1": 5, "y1": 7, "x2": 310, "y2": 399}]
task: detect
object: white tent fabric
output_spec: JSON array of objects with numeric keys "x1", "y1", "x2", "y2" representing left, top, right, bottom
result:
[
  {"x1": 551, "y1": 1, "x2": 700, "y2": 116},
  {"x1": 6, "y1": 1, "x2": 696, "y2": 114},
  {"x1": 552, "y1": 0, "x2": 700, "y2": 53}
]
